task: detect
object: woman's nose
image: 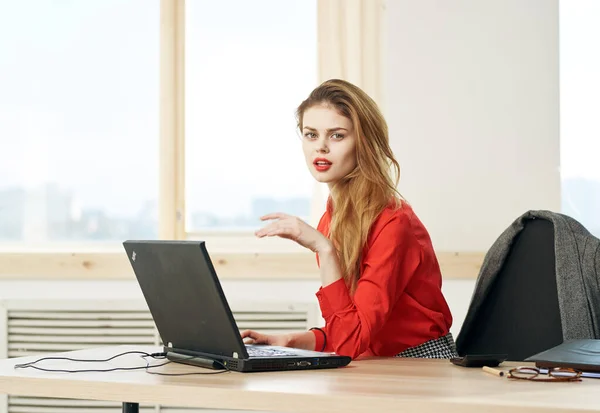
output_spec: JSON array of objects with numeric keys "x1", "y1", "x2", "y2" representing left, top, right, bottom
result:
[{"x1": 316, "y1": 140, "x2": 329, "y2": 154}]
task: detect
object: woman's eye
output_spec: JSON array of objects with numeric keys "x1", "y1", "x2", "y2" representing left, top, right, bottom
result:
[
  {"x1": 304, "y1": 132, "x2": 317, "y2": 139},
  {"x1": 331, "y1": 133, "x2": 344, "y2": 140}
]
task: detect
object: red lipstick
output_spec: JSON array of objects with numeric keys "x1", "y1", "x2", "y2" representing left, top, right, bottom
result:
[{"x1": 313, "y1": 157, "x2": 332, "y2": 172}]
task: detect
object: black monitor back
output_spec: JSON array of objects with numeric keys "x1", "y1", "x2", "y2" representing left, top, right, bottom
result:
[{"x1": 123, "y1": 240, "x2": 249, "y2": 359}]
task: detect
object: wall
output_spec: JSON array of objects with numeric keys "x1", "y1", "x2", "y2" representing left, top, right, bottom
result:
[{"x1": 385, "y1": 0, "x2": 560, "y2": 252}]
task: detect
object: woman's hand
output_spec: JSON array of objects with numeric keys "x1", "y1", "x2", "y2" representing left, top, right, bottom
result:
[
  {"x1": 255, "y1": 212, "x2": 332, "y2": 253},
  {"x1": 241, "y1": 330, "x2": 292, "y2": 347},
  {"x1": 241, "y1": 330, "x2": 317, "y2": 351}
]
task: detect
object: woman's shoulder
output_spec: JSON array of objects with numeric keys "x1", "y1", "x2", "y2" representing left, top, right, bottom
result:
[
  {"x1": 317, "y1": 198, "x2": 426, "y2": 240},
  {"x1": 376, "y1": 198, "x2": 413, "y2": 223},
  {"x1": 369, "y1": 199, "x2": 422, "y2": 240}
]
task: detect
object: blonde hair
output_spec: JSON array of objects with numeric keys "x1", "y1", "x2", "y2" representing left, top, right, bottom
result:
[{"x1": 296, "y1": 79, "x2": 402, "y2": 292}]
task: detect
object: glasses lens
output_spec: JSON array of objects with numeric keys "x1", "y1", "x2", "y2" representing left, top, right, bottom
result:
[
  {"x1": 510, "y1": 367, "x2": 539, "y2": 379},
  {"x1": 549, "y1": 368, "x2": 580, "y2": 378}
]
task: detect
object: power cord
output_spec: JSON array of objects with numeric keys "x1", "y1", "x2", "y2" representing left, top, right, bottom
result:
[{"x1": 13, "y1": 350, "x2": 230, "y2": 376}]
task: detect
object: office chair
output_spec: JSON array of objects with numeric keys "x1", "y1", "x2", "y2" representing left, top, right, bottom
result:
[{"x1": 455, "y1": 218, "x2": 564, "y2": 361}]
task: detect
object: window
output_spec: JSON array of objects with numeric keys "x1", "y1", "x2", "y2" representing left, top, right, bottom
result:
[
  {"x1": 0, "y1": 0, "x2": 159, "y2": 244},
  {"x1": 560, "y1": 0, "x2": 600, "y2": 237},
  {"x1": 0, "y1": 1, "x2": 479, "y2": 280},
  {"x1": 185, "y1": 0, "x2": 317, "y2": 234}
]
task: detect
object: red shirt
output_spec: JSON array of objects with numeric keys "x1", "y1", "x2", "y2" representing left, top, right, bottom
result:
[{"x1": 312, "y1": 201, "x2": 453, "y2": 359}]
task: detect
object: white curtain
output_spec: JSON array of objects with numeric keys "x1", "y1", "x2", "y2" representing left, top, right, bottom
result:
[
  {"x1": 310, "y1": 0, "x2": 386, "y2": 226},
  {"x1": 317, "y1": 0, "x2": 386, "y2": 107}
]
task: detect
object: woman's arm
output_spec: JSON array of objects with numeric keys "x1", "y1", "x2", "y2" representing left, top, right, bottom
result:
[
  {"x1": 314, "y1": 213, "x2": 418, "y2": 359},
  {"x1": 316, "y1": 244, "x2": 343, "y2": 287},
  {"x1": 253, "y1": 211, "x2": 417, "y2": 358}
]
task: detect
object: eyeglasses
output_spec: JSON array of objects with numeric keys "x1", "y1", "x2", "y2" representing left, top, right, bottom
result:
[{"x1": 507, "y1": 366, "x2": 582, "y2": 382}]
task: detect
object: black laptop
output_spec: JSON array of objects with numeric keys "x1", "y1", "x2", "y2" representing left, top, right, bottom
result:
[{"x1": 123, "y1": 240, "x2": 351, "y2": 372}]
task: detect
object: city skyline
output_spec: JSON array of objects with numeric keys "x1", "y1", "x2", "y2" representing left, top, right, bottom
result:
[
  {"x1": 0, "y1": 176, "x2": 598, "y2": 242},
  {"x1": 0, "y1": 181, "x2": 313, "y2": 242}
]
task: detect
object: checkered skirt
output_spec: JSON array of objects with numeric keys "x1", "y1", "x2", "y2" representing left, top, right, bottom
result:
[{"x1": 395, "y1": 333, "x2": 459, "y2": 359}]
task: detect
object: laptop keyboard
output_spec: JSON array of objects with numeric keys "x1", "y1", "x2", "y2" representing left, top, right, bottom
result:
[{"x1": 246, "y1": 346, "x2": 298, "y2": 358}]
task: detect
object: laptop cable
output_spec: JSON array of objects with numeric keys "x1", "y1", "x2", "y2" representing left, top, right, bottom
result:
[{"x1": 13, "y1": 350, "x2": 230, "y2": 376}]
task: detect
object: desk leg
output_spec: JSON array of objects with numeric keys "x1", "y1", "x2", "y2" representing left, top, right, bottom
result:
[{"x1": 122, "y1": 402, "x2": 139, "y2": 412}]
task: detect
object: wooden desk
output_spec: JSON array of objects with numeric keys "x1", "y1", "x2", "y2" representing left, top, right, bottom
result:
[{"x1": 0, "y1": 345, "x2": 597, "y2": 413}]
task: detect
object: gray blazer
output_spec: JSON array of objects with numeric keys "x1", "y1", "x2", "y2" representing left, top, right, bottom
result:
[{"x1": 458, "y1": 210, "x2": 600, "y2": 342}]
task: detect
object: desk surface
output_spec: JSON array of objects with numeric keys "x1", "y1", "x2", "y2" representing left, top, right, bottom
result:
[{"x1": 0, "y1": 345, "x2": 597, "y2": 413}]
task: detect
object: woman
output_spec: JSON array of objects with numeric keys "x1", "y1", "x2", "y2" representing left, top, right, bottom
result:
[{"x1": 241, "y1": 79, "x2": 456, "y2": 360}]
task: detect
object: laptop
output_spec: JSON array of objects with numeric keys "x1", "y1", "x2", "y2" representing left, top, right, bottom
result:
[{"x1": 122, "y1": 240, "x2": 352, "y2": 372}]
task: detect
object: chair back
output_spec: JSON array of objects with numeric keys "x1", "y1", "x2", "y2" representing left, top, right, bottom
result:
[{"x1": 456, "y1": 218, "x2": 564, "y2": 361}]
